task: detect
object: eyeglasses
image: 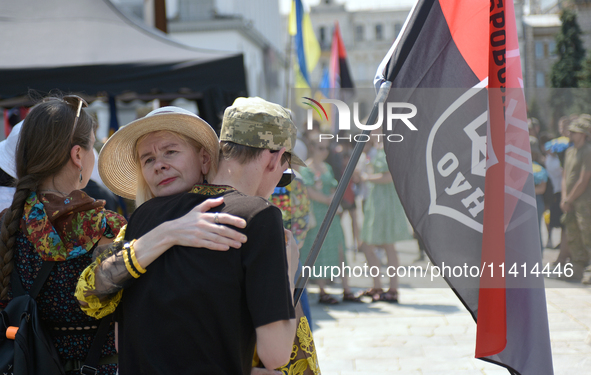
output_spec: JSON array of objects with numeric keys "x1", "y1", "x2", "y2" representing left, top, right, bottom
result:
[{"x1": 271, "y1": 150, "x2": 295, "y2": 187}]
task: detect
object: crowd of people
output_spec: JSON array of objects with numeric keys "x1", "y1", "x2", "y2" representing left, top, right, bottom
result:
[
  {"x1": 0, "y1": 95, "x2": 316, "y2": 374},
  {"x1": 4, "y1": 91, "x2": 588, "y2": 374},
  {"x1": 0, "y1": 92, "x2": 415, "y2": 374}
]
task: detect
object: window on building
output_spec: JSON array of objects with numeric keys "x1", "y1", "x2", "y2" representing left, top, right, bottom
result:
[
  {"x1": 394, "y1": 23, "x2": 402, "y2": 37},
  {"x1": 375, "y1": 24, "x2": 383, "y2": 41},
  {"x1": 536, "y1": 71, "x2": 545, "y2": 88},
  {"x1": 355, "y1": 25, "x2": 364, "y2": 42},
  {"x1": 319, "y1": 26, "x2": 326, "y2": 46},
  {"x1": 548, "y1": 41, "x2": 556, "y2": 57},
  {"x1": 356, "y1": 63, "x2": 366, "y2": 81},
  {"x1": 544, "y1": 43, "x2": 549, "y2": 58},
  {"x1": 535, "y1": 41, "x2": 544, "y2": 59}
]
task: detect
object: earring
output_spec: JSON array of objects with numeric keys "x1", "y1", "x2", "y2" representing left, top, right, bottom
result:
[{"x1": 79, "y1": 167, "x2": 83, "y2": 183}]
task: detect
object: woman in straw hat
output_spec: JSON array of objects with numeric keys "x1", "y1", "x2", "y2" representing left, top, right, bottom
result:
[
  {"x1": 0, "y1": 97, "x2": 246, "y2": 375},
  {"x1": 76, "y1": 106, "x2": 249, "y2": 318}
]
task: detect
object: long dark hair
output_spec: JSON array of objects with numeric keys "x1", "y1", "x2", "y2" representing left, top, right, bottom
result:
[{"x1": 0, "y1": 96, "x2": 96, "y2": 299}]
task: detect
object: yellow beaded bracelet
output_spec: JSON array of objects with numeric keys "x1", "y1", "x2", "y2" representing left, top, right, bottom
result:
[
  {"x1": 123, "y1": 239, "x2": 146, "y2": 278},
  {"x1": 129, "y1": 239, "x2": 147, "y2": 274},
  {"x1": 123, "y1": 247, "x2": 140, "y2": 279}
]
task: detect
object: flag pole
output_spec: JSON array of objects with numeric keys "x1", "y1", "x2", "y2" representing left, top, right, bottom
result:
[
  {"x1": 294, "y1": 81, "x2": 392, "y2": 305},
  {"x1": 284, "y1": 35, "x2": 293, "y2": 108}
]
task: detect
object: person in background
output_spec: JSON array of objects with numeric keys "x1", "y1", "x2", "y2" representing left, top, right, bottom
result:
[
  {"x1": 541, "y1": 131, "x2": 563, "y2": 249},
  {"x1": 528, "y1": 117, "x2": 541, "y2": 140},
  {"x1": 559, "y1": 116, "x2": 591, "y2": 283},
  {"x1": 325, "y1": 132, "x2": 360, "y2": 252},
  {"x1": 359, "y1": 137, "x2": 411, "y2": 302},
  {"x1": 270, "y1": 161, "x2": 314, "y2": 327},
  {"x1": 0, "y1": 121, "x2": 21, "y2": 212},
  {"x1": 548, "y1": 115, "x2": 574, "y2": 266},
  {"x1": 339, "y1": 140, "x2": 361, "y2": 252},
  {"x1": 531, "y1": 137, "x2": 548, "y2": 253},
  {"x1": 300, "y1": 131, "x2": 361, "y2": 304}
]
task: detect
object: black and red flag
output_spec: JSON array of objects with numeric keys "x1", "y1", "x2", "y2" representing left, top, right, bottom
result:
[
  {"x1": 374, "y1": 0, "x2": 553, "y2": 374},
  {"x1": 329, "y1": 21, "x2": 354, "y2": 91}
]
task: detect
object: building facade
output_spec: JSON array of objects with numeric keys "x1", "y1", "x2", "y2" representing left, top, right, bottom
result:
[
  {"x1": 523, "y1": 13, "x2": 560, "y2": 124},
  {"x1": 301, "y1": 0, "x2": 410, "y2": 119},
  {"x1": 113, "y1": 0, "x2": 286, "y2": 104},
  {"x1": 308, "y1": 0, "x2": 409, "y2": 88}
]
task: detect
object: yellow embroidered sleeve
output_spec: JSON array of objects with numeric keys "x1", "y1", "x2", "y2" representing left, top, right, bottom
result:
[
  {"x1": 295, "y1": 316, "x2": 320, "y2": 375},
  {"x1": 75, "y1": 260, "x2": 123, "y2": 319},
  {"x1": 114, "y1": 224, "x2": 127, "y2": 242},
  {"x1": 75, "y1": 224, "x2": 128, "y2": 319},
  {"x1": 251, "y1": 316, "x2": 321, "y2": 375}
]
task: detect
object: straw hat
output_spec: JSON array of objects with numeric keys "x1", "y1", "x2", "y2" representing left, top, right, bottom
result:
[
  {"x1": 99, "y1": 107, "x2": 219, "y2": 200},
  {"x1": 0, "y1": 121, "x2": 23, "y2": 178}
]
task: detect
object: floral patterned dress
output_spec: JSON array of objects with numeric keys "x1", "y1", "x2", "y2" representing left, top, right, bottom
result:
[{"x1": 271, "y1": 177, "x2": 310, "y2": 244}]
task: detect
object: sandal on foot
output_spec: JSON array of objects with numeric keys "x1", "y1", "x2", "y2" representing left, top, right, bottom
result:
[
  {"x1": 360, "y1": 288, "x2": 383, "y2": 299},
  {"x1": 319, "y1": 293, "x2": 339, "y2": 305},
  {"x1": 342, "y1": 291, "x2": 364, "y2": 303},
  {"x1": 378, "y1": 290, "x2": 399, "y2": 303}
]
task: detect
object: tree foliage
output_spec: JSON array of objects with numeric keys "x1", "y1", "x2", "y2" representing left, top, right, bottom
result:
[
  {"x1": 550, "y1": 8, "x2": 585, "y2": 88},
  {"x1": 578, "y1": 56, "x2": 591, "y2": 88}
]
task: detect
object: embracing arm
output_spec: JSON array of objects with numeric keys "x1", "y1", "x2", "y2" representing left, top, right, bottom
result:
[
  {"x1": 132, "y1": 198, "x2": 248, "y2": 267},
  {"x1": 76, "y1": 197, "x2": 247, "y2": 318},
  {"x1": 256, "y1": 318, "x2": 298, "y2": 370},
  {"x1": 256, "y1": 230, "x2": 299, "y2": 370}
]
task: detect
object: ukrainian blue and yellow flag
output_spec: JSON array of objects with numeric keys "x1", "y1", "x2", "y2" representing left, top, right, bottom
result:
[{"x1": 289, "y1": 0, "x2": 320, "y2": 89}]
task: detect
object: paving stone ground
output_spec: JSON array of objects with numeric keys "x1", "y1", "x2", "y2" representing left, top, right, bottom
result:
[{"x1": 304, "y1": 236, "x2": 591, "y2": 375}]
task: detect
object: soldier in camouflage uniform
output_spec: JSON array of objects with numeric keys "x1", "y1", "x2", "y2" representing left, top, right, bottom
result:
[
  {"x1": 560, "y1": 115, "x2": 591, "y2": 283},
  {"x1": 216, "y1": 98, "x2": 321, "y2": 375}
]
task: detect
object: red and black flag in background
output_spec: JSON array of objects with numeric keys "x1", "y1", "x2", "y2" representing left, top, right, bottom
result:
[{"x1": 329, "y1": 21, "x2": 354, "y2": 91}]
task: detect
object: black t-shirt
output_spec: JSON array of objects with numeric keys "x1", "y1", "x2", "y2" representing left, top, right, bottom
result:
[{"x1": 117, "y1": 188, "x2": 295, "y2": 375}]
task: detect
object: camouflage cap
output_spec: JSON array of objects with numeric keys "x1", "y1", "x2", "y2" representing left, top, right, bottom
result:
[
  {"x1": 220, "y1": 97, "x2": 306, "y2": 166},
  {"x1": 568, "y1": 114, "x2": 591, "y2": 137}
]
